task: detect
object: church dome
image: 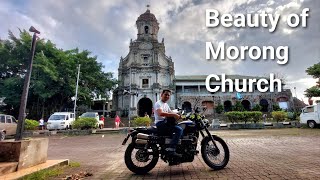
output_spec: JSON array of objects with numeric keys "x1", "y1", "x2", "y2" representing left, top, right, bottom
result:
[{"x1": 137, "y1": 9, "x2": 158, "y2": 22}]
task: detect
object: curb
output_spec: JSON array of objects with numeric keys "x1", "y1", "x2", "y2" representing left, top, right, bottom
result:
[{"x1": 0, "y1": 159, "x2": 69, "y2": 180}]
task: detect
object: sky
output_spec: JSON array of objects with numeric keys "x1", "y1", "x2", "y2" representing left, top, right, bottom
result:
[{"x1": 0, "y1": 0, "x2": 319, "y2": 103}]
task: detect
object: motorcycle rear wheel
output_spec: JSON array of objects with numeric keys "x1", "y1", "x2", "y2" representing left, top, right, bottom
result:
[
  {"x1": 201, "y1": 135, "x2": 229, "y2": 170},
  {"x1": 124, "y1": 143, "x2": 159, "y2": 174}
]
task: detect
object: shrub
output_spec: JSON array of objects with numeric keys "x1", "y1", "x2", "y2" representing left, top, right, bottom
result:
[
  {"x1": 132, "y1": 116, "x2": 151, "y2": 127},
  {"x1": 25, "y1": 119, "x2": 39, "y2": 130},
  {"x1": 232, "y1": 101, "x2": 245, "y2": 111},
  {"x1": 215, "y1": 104, "x2": 224, "y2": 114},
  {"x1": 252, "y1": 104, "x2": 262, "y2": 111},
  {"x1": 271, "y1": 111, "x2": 287, "y2": 123},
  {"x1": 72, "y1": 117, "x2": 97, "y2": 129},
  {"x1": 287, "y1": 112, "x2": 297, "y2": 121},
  {"x1": 225, "y1": 111, "x2": 262, "y2": 124},
  {"x1": 272, "y1": 104, "x2": 281, "y2": 111},
  {"x1": 249, "y1": 111, "x2": 263, "y2": 123},
  {"x1": 225, "y1": 112, "x2": 241, "y2": 124}
]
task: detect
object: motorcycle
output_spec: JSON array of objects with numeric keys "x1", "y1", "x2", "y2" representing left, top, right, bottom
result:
[{"x1": 122, "y1": 107, "x2": 229, "y2": 174}]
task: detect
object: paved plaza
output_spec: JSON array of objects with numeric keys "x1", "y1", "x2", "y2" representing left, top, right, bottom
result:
[{"x1": 48, "y1": 129, "x2": 320, "y2": 179}]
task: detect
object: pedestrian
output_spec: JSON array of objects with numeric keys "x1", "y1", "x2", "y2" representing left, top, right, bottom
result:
[
  {"x1": 144, "y1": 112, "x2": 149, "y2": 118},
  {"x1": 263, "y1": 114, "x2": 267, "y2": 123},
  {"x1": 39, "y1": 117, "x2": 44, "y2": 130},
  {"x1": 115, "y1": 115, "x2": 121, "y2": 129},
  {"x1": 100, "y1": 115, "x2": 105, "y2": 129}
]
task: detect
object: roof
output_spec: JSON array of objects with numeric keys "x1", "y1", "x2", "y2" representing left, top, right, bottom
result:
[
  {"x1": 137, "y1": 10, "x2": 158, "y2": 22},
  {"x1": 174, "y1": 75, "x2": 266, "y2": 81}
]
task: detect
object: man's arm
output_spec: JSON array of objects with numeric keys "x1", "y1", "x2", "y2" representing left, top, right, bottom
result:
[{"x1": 156, "y1": 109, "x2": 180, "y2": 119}]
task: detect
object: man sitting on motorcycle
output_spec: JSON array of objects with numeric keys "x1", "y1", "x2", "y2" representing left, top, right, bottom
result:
[{"x1": 154, "y1": 89, "x2": 183, "y2": 157}]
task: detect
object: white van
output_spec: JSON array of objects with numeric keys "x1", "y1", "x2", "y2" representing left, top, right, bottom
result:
[
  {"x1": 79, "y1": 112, "x2": 104, "y2": 129},
  {"x1": 300, "y1": 104, "x2": 320, "y2": 128},
  {"x1": 47, "y1": 112, "x2": 75, "y2": 130}
]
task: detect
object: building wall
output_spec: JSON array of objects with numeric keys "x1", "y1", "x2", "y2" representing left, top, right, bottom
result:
[{"x1": 175, "y1": 84, "x2": 293, "y2": 114}]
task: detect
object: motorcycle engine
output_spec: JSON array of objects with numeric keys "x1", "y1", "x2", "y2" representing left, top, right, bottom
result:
[{"x1": 176, "y1": 135, "x2": 198, "y2": 162}]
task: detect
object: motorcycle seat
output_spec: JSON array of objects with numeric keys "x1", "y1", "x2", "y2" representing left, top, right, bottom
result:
[{"x1": 135, "y1": 126, "x2": 158, "y2": 134}]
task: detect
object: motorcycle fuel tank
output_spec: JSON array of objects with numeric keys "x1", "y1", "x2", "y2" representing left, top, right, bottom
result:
[{"x1": 178, "y1": 120, "x2": 195, "y2": 129}]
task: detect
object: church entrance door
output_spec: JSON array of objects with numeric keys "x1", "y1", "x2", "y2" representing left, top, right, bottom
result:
[{"x1": 138, "y1": 98, "x2": 153, "y2": 117}]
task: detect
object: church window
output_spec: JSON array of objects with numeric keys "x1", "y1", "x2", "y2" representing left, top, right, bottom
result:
[
  {"x1": 142, "y1": 79, "x2": 149, "y2": 88},
  {"x1": 145, "y1": 26, "x2": 149, "y2": 34},
  {"x1": 142, "y1": 55, "x2": 149, "y2": 66}
]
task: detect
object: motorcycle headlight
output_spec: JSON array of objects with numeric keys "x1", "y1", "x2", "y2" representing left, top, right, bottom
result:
[{"x1": 203, "y1": 119, "x2": 210, "y2": 127}]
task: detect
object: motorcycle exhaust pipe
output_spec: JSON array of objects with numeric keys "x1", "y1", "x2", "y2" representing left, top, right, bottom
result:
[
  {"x1": 137, "y1": 133, "x2": 149, "y2": 140},
  {"x1": 135, "y1": 139, "x2": 148, "y2": 144}
]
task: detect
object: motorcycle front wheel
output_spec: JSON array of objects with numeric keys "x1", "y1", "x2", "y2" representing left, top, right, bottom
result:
[
  {"x1": 124, "y1": 143, "x2": 159, "y2": 174},
  {"x1": 201, "y1": 135, "x2": 229, "y2": 170}
]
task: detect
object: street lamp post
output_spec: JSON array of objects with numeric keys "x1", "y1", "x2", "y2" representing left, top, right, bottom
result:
[
  {"x1": 15, "y1": 26, "x2": 40, "y2": 141},
  {"x1": 124, "y1": 89, "x2": 137, "y2": 130}
]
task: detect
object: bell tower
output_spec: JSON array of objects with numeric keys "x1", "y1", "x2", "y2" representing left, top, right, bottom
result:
[
  {"x1": 114, "y1": 6, "x2": 175, "y2": 117},
  {"x1": 136, "y1": 5, "x2": 159, "y2": 41}
]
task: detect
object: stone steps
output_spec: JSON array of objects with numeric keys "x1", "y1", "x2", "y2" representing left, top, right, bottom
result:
[{"x1": 0, "y1": 162, "x2": 18, "y2": 175}]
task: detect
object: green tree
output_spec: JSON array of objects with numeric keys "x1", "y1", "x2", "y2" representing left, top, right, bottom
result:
[
  {"x1": 232, "y1": 101, "x2": 245, "y2": 111},
  {"x1": 305, "y1": 63, "x2": 320, "y2": 97},
  {"x1": 252, "y1": 104, "x2": 262, "y2": 111},
  {"x1": 272, "y1": 104, "x2": 281, "y2": 111},
  {"x1": 0, "y1": 30, "x2": 117, "y2": 119},
  {"x1": 215, "y1": 104, "x2": 224, "y2": 114}
]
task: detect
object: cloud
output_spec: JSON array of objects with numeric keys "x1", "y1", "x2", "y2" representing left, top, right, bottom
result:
[{"x1": 0, "y1": 0, "x2": 319, "y2": 103}]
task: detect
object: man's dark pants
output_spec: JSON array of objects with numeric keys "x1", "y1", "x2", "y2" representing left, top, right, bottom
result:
[{"x1": 156, "y1": 120, "x2": 183, "y2": 149}]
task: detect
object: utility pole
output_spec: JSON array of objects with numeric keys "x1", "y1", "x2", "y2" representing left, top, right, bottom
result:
[
  {"x1": 293, "y1": 87, "x2": 297, "y2": 112},
  {"x1": 15, "y1": 26, "x2": 40, "y2": 141},
  {"x1": 73, "y1": 64, "x2": 81, "y2": 117}
]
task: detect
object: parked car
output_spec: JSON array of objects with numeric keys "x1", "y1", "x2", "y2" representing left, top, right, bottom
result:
[
  {"x1": 80, "y1": 112, "x2": 104, "y2": 129},
  {"x1": 300, "y1": 103, "x2": 320, "y2": 128},
  {"x1": 0, "y1": 114, "x2": 17, "y2": 141},
  {"x1": 47, "y1": 112, "x2": 75, "y2": 130}
]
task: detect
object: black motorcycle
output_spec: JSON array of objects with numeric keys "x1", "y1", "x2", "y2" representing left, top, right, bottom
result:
[{"x1": 122, "y1": 108, "x2": 229, "y2": 174}]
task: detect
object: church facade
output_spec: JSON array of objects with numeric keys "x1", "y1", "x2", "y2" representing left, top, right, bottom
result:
[
  {"x1": 112, "y1": 9, "x2": 175, "y2": 117},
  {"x1": 112, "y1": 9, "x2": 295, "y2": 117}
]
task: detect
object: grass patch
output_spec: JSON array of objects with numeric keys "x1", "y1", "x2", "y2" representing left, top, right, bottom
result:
[
  {"x1": 20, "y1": 166, "x2": 64, "y2": 180},
  {"x1": 69, "y1": 161, "x2": 81, "y2": 167}
]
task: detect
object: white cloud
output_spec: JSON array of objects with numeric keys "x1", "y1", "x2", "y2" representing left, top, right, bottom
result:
[{"x1": 0, "y1": 0, "x2": 319, "y2": 101}]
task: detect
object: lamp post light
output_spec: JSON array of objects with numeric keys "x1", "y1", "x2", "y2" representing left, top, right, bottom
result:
[{"x1": 15, "y1": 26, "x2": 40, "y2": 141}]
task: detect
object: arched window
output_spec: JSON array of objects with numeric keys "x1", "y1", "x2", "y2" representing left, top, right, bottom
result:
[{"x1": 144, "y1": 26, "x2": 149, "y2": 34}]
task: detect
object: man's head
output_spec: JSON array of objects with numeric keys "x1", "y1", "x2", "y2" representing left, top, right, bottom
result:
[{"x1": 160, "y1": 89, "x2": 171, "y2": 102}]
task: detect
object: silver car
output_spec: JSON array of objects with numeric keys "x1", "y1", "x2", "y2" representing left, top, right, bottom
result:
[{"x1": 0, "y1": 114, "x2": 17, "y2": 141}]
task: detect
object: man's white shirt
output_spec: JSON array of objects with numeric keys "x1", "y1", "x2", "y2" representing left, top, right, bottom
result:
[{"x1": 154, "y1": 100, "x2": 172, "y2": 124}]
